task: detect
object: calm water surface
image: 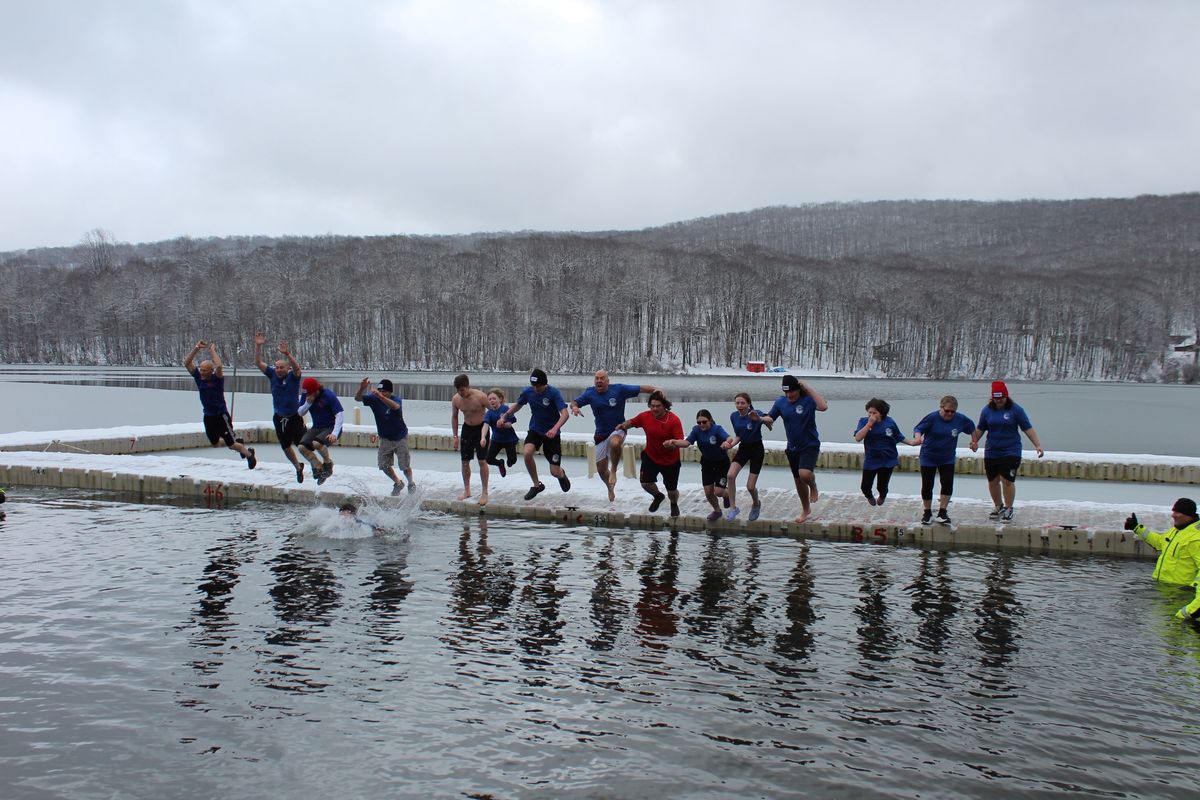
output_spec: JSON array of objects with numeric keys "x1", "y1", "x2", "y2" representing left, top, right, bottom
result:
[
  {"x1": 1, "y1": 490, "x2": 1198, "y2": 798},
  {"x1": 2, "y1": 365, "x2": 1197, "y2": 456}
]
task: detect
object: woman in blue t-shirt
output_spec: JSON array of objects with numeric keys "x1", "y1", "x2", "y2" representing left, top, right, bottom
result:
[
  {"x1": 968, "y1": 380, "x2": 1045, "y2": 522},
  {"x1": 853, "y1": 397, "x2": 918, "y2": 507},
  {"x1": 722, "y1": 392, "x2": 772, "y2": 521},
  {"x1": 670, "y1": 409, "x2": 733, "y2": 522}
]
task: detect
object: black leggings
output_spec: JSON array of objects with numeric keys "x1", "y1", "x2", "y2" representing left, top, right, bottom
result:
[
  {"x1": 486, "y1": 440, "x2": 518, "y2": 469},
  {"x1": 920, "y1": 464, "x2": 956, "y2": 501},
  {"x1": 861, "y1": 467, "x2": 894, "y2": 499}
]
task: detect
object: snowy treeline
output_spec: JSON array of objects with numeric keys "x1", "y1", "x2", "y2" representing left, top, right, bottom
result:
[{"x1": 2, "y1": 195, "x2": 1197, "y2": 381}]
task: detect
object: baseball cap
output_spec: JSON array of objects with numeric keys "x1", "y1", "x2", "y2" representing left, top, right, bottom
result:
[
  {"x1": 530, "y1": 368, "x2": 548, "y2": 385},
  {"x1": 377, "y1": 379, "x2": 394, "y2": 392},
  {"x1": 781, "y1": 375, "x2": 801, "y2": 392}
]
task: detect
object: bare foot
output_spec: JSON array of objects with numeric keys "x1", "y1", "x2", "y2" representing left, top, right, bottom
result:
[
  {"x1": 794, "y1": 510, "x2": 811, "y2": 524},
  {"x1": 457, "y1": 490, "x2": 471, "y2": 501},
  {"x1": 478, "y1": 492, "x2": 488, "y2": 506},
  {"x1": 606, "y1": 476, "x2": 616, "y2": 502},
  {"x1": 810, "y1": 488, "x2": 819, "y2": 503}
]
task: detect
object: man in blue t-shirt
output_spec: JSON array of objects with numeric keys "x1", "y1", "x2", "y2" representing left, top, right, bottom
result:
[
  {"x1": 755, "y1": 375, "x2": 827, "y2": 524},
  {"x1": 356, "y1": 377, "x2": 415, "y2": 496},
  {"x1": 183, "y1": 340, "x2": 256, "y2": 469},
  {"x1": 297, "y1": 376, "x2": 344, "y2": 485},
  {"x1": 254, "y1": 332, "x2": 306, "y2": 483},
  {"x1": 570, "y1": 370, "x2": 659, "y2": 501},
  {"x1": 503, "y1": 368, "x2": 571, "y2": 501}
]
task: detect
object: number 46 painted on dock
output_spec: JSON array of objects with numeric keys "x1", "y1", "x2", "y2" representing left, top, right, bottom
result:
[{"x1": 203, "y1": 483, "x2": 225, "y2": 506}]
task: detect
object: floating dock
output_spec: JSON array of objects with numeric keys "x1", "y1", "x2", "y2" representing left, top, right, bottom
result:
[{"x1": 1, "y1": 422, "x2": 1193, "y2": 562}]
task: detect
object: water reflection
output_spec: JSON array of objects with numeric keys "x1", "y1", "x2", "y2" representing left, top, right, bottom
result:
[
  {"x1": 730, "y1": 540, "x2": 768, "y2": 649},
  {"x1": 189, "y1": 527, "x2": 259, "y2": 675},
  {"x1": 448, "y1": 518, "x2": 516, "y2": 631},
  {"x1": 687, "y1": 533, "x2": 736, "y2": 642},
  {"x1": 636, "y1": 531, "x2": 681, "y2": 647},
  {"x1": 260, "y1": 540, "x2": 343, "y2": 693},
  {"x1": 515, "y1": 542, "x2": 572, "y2": 665},
  {"x1": 774, "y1": 543, "x2": 819, "y2": 664},
  {"x1": 854, "y1": 565, "x2": 899, "y2": 665},
  {"x1": 974, "y1": 555, "x2": 1024, "y2": 669},
  {"x1": 363, "y1": 539, "x2": 414, "y2": 647},
  {"x1": 588, "y1": 536, "x2": 628, "y2": 652},
  {"x1": 906, "y1": 550, "x2": 959, "y2": 662}
]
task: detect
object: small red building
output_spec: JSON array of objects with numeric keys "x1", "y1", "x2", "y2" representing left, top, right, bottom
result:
[{"x1": 746, "y1": 360, "x2": 766, "y2": 373}]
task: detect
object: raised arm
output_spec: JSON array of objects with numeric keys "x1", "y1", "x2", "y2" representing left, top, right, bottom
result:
[
  {"x1": 208, "y1": 344, "x2": 224, "y2": 377},
  {"x1": 802, "y1": 381, "x2": 828, "y2": 412},
  {"x1": 254, "y1": 332, "x2": 267, "y2": 371},
  {"x1": 355, "y1": 377, "x2": 370, "y2": 402},
  {"x1": 183, "y1": 340, "x2": 206, "y2": 372},
  {"x1": 279, "y1": 341, "x2": 301, "y2": 376}
]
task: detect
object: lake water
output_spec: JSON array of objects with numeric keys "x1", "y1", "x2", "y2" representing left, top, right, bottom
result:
[
  {"x1": 2, "y1": 365, "x2": 1197, "y2": 456},
  {"x1": 2, "y1": 490, "x2": 1198, "y2": 799}
]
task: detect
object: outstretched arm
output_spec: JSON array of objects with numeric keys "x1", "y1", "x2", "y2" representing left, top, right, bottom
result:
[
  {"x1": 279, "y1": 341, "x2": 301, "y2": 376},
  {"x1": 209, "y1": 344, "x2": 224, "y2": 377}
]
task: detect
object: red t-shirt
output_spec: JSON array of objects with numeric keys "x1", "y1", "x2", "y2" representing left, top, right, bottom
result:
[{"x1": 630, "y1": 410, "x2": 684, "y2": 465}]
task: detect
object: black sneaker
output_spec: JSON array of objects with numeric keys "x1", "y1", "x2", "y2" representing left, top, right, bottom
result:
[
  {"x1": 877, "y1": 492, "x2": 887, "y2": 506},
  {"x1": 649, "y1": 493, "x2": 666, "y2": 513},
  {"x1": 407, "y1": 483, "x2": 416, "y2": 494},
  {"x1": 921, "y1": 509, "x2": 933, "y2": 526},
  {"x1": 558, "y1": 474, "x2": 571, "y2": 492},
  {"x1": 988, "y1": 506, "x2": 1004, "y2": 521},
  {"x1": 316, "y1": 468, "x2": 327, "y2": 486},
  {"x1": 295, "y1": 465, "x2": 304, "y2": 484},
  {"x1": 391, "y1": 482, "x2": 404, "y2": 496},
  {"x1": 722, "y1": 493, "x2": 730, "y2": 509},
  {"x1": 1001, "y1": 507, "x2": 1014, "y2": 522},
  {"x1": 523, "y1": 483, "x2": 545, "y2": 501},
  {"x1": 936, "y1": 509, "x2": 951, "y2": 526},
  {"x1": 670, "y1": 501, "x2": 680, "y2": 518},
  {"x1": 245, "y1": 448, "x2": 256, "y2": 470},
  {"x1": 324, "y1": 463, "x2": 334, "y2": 477},
  {"x1": 498, "y1": 462, "x2": 507, "y2": 478}
]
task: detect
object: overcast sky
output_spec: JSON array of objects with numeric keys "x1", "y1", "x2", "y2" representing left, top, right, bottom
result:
[{"x1": 2, "y1": 1, "x2": 1198, "y2": 251}]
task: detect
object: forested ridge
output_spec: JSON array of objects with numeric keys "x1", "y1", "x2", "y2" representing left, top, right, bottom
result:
[{"x1": 2, "y1": 194, "x2": 1198, "y2": 381}]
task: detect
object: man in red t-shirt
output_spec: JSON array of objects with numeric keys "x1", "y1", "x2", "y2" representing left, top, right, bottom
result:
[{"x1": 617, "y1": 391, "x2": 685, "y2": 517}]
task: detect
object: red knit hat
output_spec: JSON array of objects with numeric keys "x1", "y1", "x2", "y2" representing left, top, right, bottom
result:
[
  {"x1": 301, "y1": 377, "x2": 321, "y2": 394},
  {"x1": 991, "y1": 380, "x2": 1008, "y2": 400}
]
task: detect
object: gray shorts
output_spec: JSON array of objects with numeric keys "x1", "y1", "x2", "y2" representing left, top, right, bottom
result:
[
  {"x1": 595, "y1": 428, "x2": 626, "y2": 463},
  {"x1": 378, "y1": 437, "x2": 411, "y2": 471}
]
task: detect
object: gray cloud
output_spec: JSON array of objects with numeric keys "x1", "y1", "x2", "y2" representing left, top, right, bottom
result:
[{"x1": 2, "y1": 0, "x2": 1198, "y2": 250}]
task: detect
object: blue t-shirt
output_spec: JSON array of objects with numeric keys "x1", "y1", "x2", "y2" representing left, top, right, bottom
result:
[
  {"x1": 976, "y1": 402, "x2": 1034, "y2": 459},
  {"x1": 306, "y1": 388, "x2": 344, "y2": 429},
  {"x1": 262, "y1": 367, "x2": 302, "y2": 416},
  {"x1": 767, "y1": 394, "x2": 820, "y2": 451},
  {"x1": 515, "y1": 386, "x2": 567, "y2": 434},
  {"x1": 574, "y1": 384, "x2": 643, "y2": 438},
  {"x1": 362, "y1": 393, "x2": 408, "y2": 441},
  {"x1": 190, "y1": 368, "x2": 228, "y2": 416},
  {"x1": 729, "y1": 409, "x2": 765, "y2": 444},
  {"x1": 484, "y1": 404, "x2": 519, "y2": 444},
  {"x1": 913, "y1": 410, "x2": 976, "y2": 467},
  {"x1": 855, "y1": 415, "x2": 907, "y2": 470},
  {"x1": 687, "y1": 423, "x2": 731, "y2": 462}
]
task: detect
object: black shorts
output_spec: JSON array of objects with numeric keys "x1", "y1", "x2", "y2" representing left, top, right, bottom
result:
[
  {"x1": 525, "y1": 430, "x2": 562, "y2": 465},
  {"x1": 301, "y1": 426, "x2": 334, "y2": 451},
  {"x1": 203, "y1": 413, "x2": 235, "y2": 447},
  {"x1": 459, "y1": 423, "x2": 486, "y2": 462},
  {"x1": 786, "y1": 446, "x2": 820, "y2": 475},
  {"x1": 273, "y1": 413, "x2": 306, "y2": 449},
  {"x1": 640, "y1": 453, "x2": 681, "y2": 491},
  {"x1": 700, "y1": 457, "x2": 731, "y2": 488},
  {"x1": 985, "y1": 456, "x2": 1022, "y2": 482},
  {"x1": 733, "y1": 440, "x2": 765, "y2": 474}
]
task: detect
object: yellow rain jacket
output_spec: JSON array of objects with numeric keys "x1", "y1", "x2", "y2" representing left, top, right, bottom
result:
[{"x1": 1134, "y1": 518, "x2": 1200, "y2": 618}]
